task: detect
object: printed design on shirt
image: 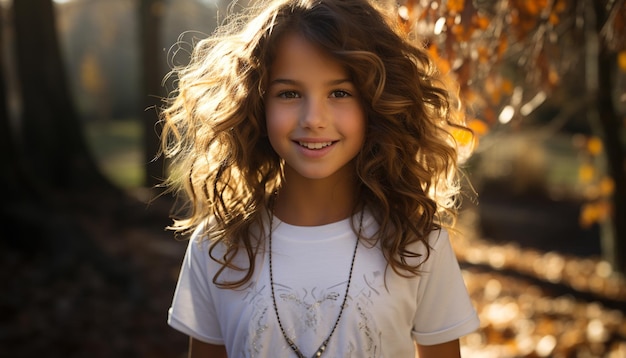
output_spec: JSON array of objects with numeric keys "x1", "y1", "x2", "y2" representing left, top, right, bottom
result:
[
  {"x1": 242, "y1": 284, "x2": 272, "y2": 357},
  {"x1": 238, "y1": 270, "x2": 386, "y2": 357},
  {"x1": 352, "y1": 269, "x2": 383, "y2": 357},
  {"x1": 274, "y1": 281, "x2": 344, "y2": 334}
]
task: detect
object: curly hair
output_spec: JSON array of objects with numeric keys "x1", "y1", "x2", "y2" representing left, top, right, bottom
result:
[{"x1": 160, "y1": 0, "x2": 472, "y2": 288}]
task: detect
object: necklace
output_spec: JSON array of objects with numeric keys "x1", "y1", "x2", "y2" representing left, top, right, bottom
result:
[{"x1": 268, "y1": 209, "x2": 363, "y2": 358}]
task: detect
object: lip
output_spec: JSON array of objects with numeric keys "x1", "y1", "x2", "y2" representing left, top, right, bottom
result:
[{"x1": 292, "y1": 139, "x2": 338, "y2": 158}]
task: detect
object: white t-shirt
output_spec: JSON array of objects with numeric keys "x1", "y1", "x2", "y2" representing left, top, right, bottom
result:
[{"x1": 168, "y1": 212, "x2": 479, "y2": 357}]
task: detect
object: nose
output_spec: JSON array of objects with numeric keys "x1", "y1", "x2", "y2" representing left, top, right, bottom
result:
[{"x1": 300, "y1": 97, "x2": 327, "y2": 129}]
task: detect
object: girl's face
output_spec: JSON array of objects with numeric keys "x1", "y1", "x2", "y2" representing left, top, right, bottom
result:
[{"x1": 265, "y1": 33, "x2": 366, "y2": 183}]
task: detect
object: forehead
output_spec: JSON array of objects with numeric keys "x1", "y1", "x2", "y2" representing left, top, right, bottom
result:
[{"x1": 268, "y1": 33, "x2": 348, "y2": 81}]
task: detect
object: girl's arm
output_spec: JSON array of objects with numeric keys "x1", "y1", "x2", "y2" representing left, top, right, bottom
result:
[
  {"x1": 416, "y1": 339, "x2": 461, "y2": 358},
  {"x1": 188, "y1": 337, "x2": 227, "y2": 358}
]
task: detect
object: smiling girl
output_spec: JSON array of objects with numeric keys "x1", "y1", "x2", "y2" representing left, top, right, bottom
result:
[{"x1": 161, "y1": 0, "x2": 480, "y2": 357}]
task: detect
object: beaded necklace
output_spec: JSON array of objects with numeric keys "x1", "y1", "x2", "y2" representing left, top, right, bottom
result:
[{"x1": 268, "y1": 209, "x2": 363, "y2": 358}]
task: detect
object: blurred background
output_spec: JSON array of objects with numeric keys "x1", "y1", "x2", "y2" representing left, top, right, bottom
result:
[{"x1": 1, "y1": 0, "x2": 625, "y2": 357}]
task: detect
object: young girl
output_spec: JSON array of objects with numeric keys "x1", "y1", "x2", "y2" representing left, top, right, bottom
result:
[{"x1": 162, "y1": 0, "x2": 480, "y2": 356}]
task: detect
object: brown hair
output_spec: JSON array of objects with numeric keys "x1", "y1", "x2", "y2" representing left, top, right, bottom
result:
[{"x1": 160, "y1": 0, "x2": 472, "y2": 288}]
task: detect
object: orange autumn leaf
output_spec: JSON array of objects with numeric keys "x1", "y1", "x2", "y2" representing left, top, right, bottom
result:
[
  {"x1": 477, "y1": 46, "x2": 490, "y2": 64},
  {"x1": 548, "y1": 68, "x2": 560, "y2": 86},
  {"x1": 451, "y1": 24, "x2": 472, "y2": 41},
  {"x1": 580, "y1": 203, "x2": 600, "y2": 228},
  {"x1": 587, "y1": 137, "x2": 603, "y2": 155},
  {"x1": 521, "y1": 0, "x2": 547, "y2": 16},
  {"x1": 427, "y1": 44, "x2": 439, "y2": 59},
  {"x1": 462, "y1": 89, "x2": 477, "y2": 103},
  {"x1": 475, "y1": 14, "x2": 490, "y2": 30},
  {"x1": 523, "y1": 1, "x2": 539, "y2": 16},
  {"x1": 599, "y1": 177, "x2": 615, "y2": 197},
  {"x1": 468, "y1": 119, "x2": 489, "y2": 136},
  {"x1": 451, "y1": 23, "x2": 463, "y2": 36},
  {"x1": 618, "y1": 51, "x2": 626, "y2": 72},
  {"x1": 490, "y1": 91, "x2": 502, "y2": 106},
  {"x1": 497, "y1": 36, "x2": 508, "y2": 58},
  {"x1": 580, "y1": 201, "x2": 611, "y2": 228},
  {"x1": 447, "y1": 0, "x2": 465, "y2": 14},
  {"x1": 549, "y1": 12, "x2": 559, "y2": 25},
  {"x1": 427, "y1": 45, "x2": 452, "y2": 74},
  {"x1": 501, "y1": 79, "x2": 514, "y2": 95},
  {"x1": 579, "y1": 164, "x2": 595, "y2": 183}
]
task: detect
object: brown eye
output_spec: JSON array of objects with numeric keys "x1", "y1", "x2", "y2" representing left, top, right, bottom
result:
[
  {"x1": 278, "y1": 90, "x2": 300, "y2": 99},
  {"x1": 330, "y1": 90, "x2": 351, "y2": 98}
]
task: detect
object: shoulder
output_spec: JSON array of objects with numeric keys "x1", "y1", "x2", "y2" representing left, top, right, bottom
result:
[
  {"x1": 427, "y1": 227, "x2": 451, "y2": 251},
  {"x1": 185, "y1": 220, "x2": 213, "y2": 255},
  {"x1": 425, "y1": 228, "x2": 456, "y2": 262},
  {"x1": 182, "y1": 219, "x2": 228, "y2": 270},
  {"x1": 403, "y1": 227, "x2": 451, "y2": 258},
  {"x1": 391, "y1": 227, "x2": 457, "y2": 274},
  {"x1": 417, "y1": 227, "x2": 464, "y2": 279},
  {"x1": 186, "y1": 217, "x2": 244, "y2": 256}
]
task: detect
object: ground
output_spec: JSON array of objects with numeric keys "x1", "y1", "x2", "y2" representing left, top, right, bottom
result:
[{"x1": 2, "y1": 190, "x2": 626, "y2": 358}]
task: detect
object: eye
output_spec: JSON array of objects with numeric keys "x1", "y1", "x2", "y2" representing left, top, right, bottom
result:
[
  {"x1": 278, "y1": 90, "x2": 300, "y2": 99},
  {"x1": 330, "y1": 90, "x2": 351, "y2": 98}
]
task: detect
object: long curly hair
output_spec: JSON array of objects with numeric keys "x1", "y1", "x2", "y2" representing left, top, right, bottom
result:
[{"x1": 160, "y1": 0, "x2": 472, "y2": 288}]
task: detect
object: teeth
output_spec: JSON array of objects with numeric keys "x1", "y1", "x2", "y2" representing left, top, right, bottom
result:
[{"x1": 298, "y1": 141, "x2": 333, "y2": 150}]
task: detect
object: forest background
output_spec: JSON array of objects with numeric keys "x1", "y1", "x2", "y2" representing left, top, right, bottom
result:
[{"x1": 1, "y1": 0, "x2": 625, "y2": 357}]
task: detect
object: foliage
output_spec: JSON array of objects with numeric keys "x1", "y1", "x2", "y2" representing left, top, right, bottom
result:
[
  {"x1": 401, "y1": 0, "x2": 625, "y2": 123},
  {"x1": 399, "y1": 0, "x2": 626, "y2": 229}
]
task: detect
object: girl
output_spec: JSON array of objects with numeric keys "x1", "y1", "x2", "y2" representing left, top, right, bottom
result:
[{"x1": 162, "y1": 0, "x2": 480, "y2": 356}]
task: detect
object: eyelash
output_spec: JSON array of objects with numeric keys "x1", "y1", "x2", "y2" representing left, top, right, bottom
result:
[
  {"x1": 277, "y1": 90, "x2": 352, "y2": 99},
  {"x1": 278, "y1": 90, "x2": 299, "y2": 99}
]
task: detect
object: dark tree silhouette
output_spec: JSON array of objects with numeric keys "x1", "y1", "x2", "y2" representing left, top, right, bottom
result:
[
  {"x1": 12, "y1": 0, "x2": 112, "y2": 195},
  {"x1": 2, "y1": 0, "x2": 138, "y2": 289},
  {"x1": 0, "y1": 3, "x2": 24, "y2": 203},
  {"x1": 591, "y1": 0, "x2": 626, "y2": 276}
]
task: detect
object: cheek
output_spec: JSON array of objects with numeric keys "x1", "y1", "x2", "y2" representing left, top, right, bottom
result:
[
  {"x1": 265, "y1": 107, "x2": 289, "y2": 146},
  {"x1": 341, "y1": 107, "x2": 366, "y2": 144}
]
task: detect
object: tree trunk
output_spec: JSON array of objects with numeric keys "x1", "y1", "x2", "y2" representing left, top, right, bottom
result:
[
  {"x1": 5, "y1": 1, "x2": 143, "y2": 294},
  {"x1": 0, "y1": 3, "x2": 28, "y2": 203},
  {"x1": 591, "y1": 0, "x2": 626, "y2": 274},
  {"x1": 140, "y1": 0, "x2": 166, "y2": 188},
  {"x1": 13, "y1": 0, "x2": 113, "y2": 194}
]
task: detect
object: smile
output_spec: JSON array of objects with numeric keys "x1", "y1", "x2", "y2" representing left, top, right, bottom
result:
[{"x1": 297, "y1": 141, "x2": 334, "y2": 150}]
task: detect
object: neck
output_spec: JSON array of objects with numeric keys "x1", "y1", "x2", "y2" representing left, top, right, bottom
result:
[{"x1": 273, "y1": 172, "x2": 358, "y2": 227}]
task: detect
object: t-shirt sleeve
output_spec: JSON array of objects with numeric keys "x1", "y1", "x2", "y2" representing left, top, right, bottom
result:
[
  {"x1": 168, "y1": 233, "x2": 225, "y2": 345},
  {"x1": 412, "y1": 229, "x2": 480, "y2": 346}
]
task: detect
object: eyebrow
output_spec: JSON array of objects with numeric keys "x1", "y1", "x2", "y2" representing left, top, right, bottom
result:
[{"x1": 268, "y1": 78, "x2": 353, "y2": 86}]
